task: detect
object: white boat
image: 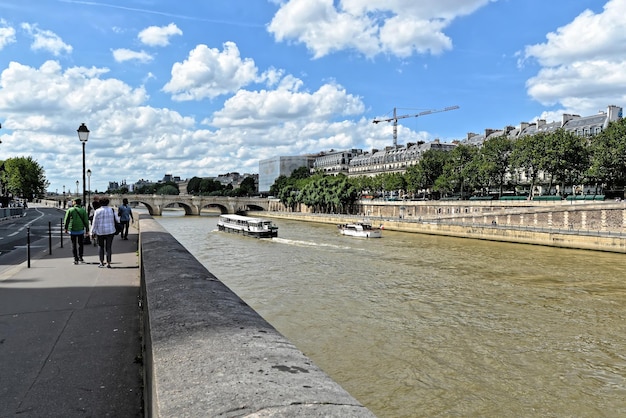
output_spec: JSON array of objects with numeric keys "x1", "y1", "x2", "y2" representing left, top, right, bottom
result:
[
  {"x1": 217, "y1": 214, "x2": 278, "y2": 238},
  {"x1": 337, "y1": 222, "x2": 382, "y2": 238}
]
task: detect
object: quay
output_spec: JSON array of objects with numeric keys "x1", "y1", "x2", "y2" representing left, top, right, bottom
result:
[
  {"x1": 0, "y1": 206, "x2": 375, "y2": 417},
  {"x1": 257, "y1": 200, "x2": 626, "y2": 253}
]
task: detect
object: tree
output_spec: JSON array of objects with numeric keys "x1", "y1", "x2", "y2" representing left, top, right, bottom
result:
[
  {"x1": 542, "y1": 129, "x2": 589, "y2": 195},
  {"x1": 510, "y1": 133, "x2": 549, "y2": 198},
  {"x1": 404, "y1": 149, "x2": 450, "y2": 198},
  {"x1": 349, "y1": 175, "x2": 374, "y2": 197},
  {"x1": 238, "y1": 176, "x2": 257, "y2": 196},
  {"x1": 436, "y1": 144, "x2": 478, "y2": 198},
  {"x1": 269, "y1": 175, "x2": 289, "y2": 197},
  {"x1": 290, "y1": 166, "x2": 311, "y2": 180},
  {"x1": 187, "y1": 176, "x2": 202, "y2": 194},
  {"x1": 589, "y1": 118, "x2": 626, "y2": 194},
  {"x1": 156, "y1": 184, "x2": 179, "y2": 195},
  {"x1": 0, "y1": 156, "x2": 48, "y2": 201},
  {"x1": 479, "y1": 135, "x2": 513, "y2": 197},
  {"x1": 199, "y1": 178, "x2": 222, "y2": 195}
]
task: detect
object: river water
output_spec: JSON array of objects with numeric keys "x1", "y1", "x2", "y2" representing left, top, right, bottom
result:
[{"x1": 153, "y1": 210, "x2": 626, "y2": 417}]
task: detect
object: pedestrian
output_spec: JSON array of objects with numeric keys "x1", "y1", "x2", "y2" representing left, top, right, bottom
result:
[
  {"x1": 64, "y1": 198, "x2": 89, "y2": 265},
  {"x1": 90, "y1": 197, "x2": 119, "y2": 268},
  {"x1": 89, "y1": 196, "x2": 101, "y2": 247},
  {"x1": 117, "y1": 198, "x2": 134, "y2": 240}
]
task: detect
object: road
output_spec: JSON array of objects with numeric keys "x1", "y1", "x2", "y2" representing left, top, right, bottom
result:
[{"x1": 0, "y1": 206, "x2": 67, "y2": 274}]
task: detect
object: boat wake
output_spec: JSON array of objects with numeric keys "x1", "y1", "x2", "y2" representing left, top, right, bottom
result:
[{"x1": 272, "y1": 237, "x2": 354, "y2": 250}]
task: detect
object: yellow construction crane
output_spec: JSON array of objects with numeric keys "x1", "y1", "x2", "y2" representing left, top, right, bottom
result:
[{"x1": 372, "y1": 105, "x2": 459, "y2": 147}]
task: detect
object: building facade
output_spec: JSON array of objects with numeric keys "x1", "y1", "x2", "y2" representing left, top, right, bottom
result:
[
  {"x1": 347, "y1": 140, "x2": 456, "y2": 177},
  {"x1": 258, "y1": 156, "x2": 316, "y2": 194},
  {"x1": 312, "y1": 149, "x2": 363, "y2": 175}
]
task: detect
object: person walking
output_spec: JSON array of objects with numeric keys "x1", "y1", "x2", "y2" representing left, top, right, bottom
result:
[
  {"x1": 64, "y1": 198, "x2": 89, "y2": 265},
  {"x1": 90, "y1": 197, "x2": 119, "y2": 268},
  {"x1": 117, "y1": 198, "x2": 134, "y2": 240},
  {"x1": 89, "y1": 196, "x2": 101, "y2": 247}
]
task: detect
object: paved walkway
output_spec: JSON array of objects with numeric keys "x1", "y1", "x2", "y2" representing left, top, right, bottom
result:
[{"x1": 0, "y1": 222, "x2": 143, "y2": 417}]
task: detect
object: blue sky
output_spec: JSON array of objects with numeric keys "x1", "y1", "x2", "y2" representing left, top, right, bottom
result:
[{"x1": 1, "y1": 0, "x2": 624, "y2": 193}]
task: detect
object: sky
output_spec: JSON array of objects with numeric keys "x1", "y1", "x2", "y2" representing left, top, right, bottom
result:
[{"x1": 1, "y1": 0, "x2": 625, "y2": 194}]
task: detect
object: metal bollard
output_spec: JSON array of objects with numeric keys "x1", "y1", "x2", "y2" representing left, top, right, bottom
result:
[
  {"x1": 27, "y1": 227, "x2": 31, "y2": 268},
  {"x1": 48, "y1": 221, "x2": 52, "y2": 255}
]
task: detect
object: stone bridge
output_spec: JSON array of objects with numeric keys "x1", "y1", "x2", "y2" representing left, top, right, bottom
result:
[{"x1": 106, "y1": 195, "x2": 270, "y2": 216}]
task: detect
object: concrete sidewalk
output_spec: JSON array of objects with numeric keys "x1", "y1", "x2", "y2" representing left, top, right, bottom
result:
[{"x1": 0, "y1": 227, "x2": 143, "y2": 417}]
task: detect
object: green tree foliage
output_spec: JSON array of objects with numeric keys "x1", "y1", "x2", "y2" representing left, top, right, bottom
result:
[
  {"x1": 542, "y1": 129, "x2": 589, "y2": 195},
  {"x1": 436, "y1": 144, "x2": 478, "y2": 198},
  {"x1": 511, "y1": 133, "x2": 549, "y2": 198},
  {"x1": 478, "y1": 135, "x2": 513, "y2": 198},
  {"x1": 156, "y1": 184, "x2": 179, "y2": 195},
  {"x1": 187, "y1": 176, "x2": 202, "y2": 194},
  {"x1": 269, "y1": 169, "x2": 359, "y2": 213},
  {"x1": 199, "y1": 178, "x2": 222, "y2": 194},
  {"x1": 0, "y1": 156, "x2": 48, "y2": 200},
  {"x1": 236, "y1": 176, "x2": 257, "y2": 196},
  {"x1": 290, "y1": 166, "x2": 312, "y2": 180},
  {"x1": 378, "y1": 172, "x2": 406, "y2": 195},
  {"x1": 405, "y1": 149, "x2": 450, "y2": 198},
  {"x1": 269, "y1": 175, "x2": 289, "y2": 197},
  {"x1": 589, "y1": 118, "x2": 626, "y2": 191}
]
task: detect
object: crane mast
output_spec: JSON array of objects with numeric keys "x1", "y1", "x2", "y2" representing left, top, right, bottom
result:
[{"x1": 372, "y1": 105, "x2": 459, "y2": 147}]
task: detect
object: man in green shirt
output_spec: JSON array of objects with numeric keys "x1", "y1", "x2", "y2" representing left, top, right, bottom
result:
[{"x1": 64, "y1": 198, "x2": 89, "y2": 264}]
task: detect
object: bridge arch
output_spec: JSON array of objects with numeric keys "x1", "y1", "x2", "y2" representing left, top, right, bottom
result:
[
  {"x1": 199, "y1": 203, "x2": 229, "y2": 214},
  {"x1": 103, "y1": 195, "x2": 270, "y2": 216}
]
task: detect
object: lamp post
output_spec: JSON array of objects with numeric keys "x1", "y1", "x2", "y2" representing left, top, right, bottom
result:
[
  {"x1": 77, "y1": 123, "x2": 90, "y2": 206},
  {"x1": 76, "y1": 180, "x2": 79, "y2": 197},
  {"x1": 87, "y1": 169, "x2": 91, "y2": 209},
  {"x1": 63, "y1": 185, "x2": 66, "y2": 209}
]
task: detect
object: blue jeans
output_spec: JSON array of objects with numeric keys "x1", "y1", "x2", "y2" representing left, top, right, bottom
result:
[{"x1": 120, "y1": 220, "x2": 130, "y2": 238}]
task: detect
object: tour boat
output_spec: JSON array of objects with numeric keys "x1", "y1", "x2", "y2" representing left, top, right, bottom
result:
[
  {"x1": 217, "y1": 214, "x2": 278, "y2": 238},
  {"x1": 337, "y1": 221, "x2": 382, "y2": 238}
]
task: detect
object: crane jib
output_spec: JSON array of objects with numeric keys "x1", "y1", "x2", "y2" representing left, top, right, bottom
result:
[{"x1": 371, "y1": 105, "x2": 459, "y2": 146}]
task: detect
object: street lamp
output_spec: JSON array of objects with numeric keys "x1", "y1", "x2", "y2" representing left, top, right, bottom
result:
[
  {"x1": 77, "y1": 123, "x2": 90, "y2": 206},
  {"x1": 76, "y1": 180, "x2": 79, "y2": 197},
  {"x1": 63, "y1": 185, "x2": 66, "y2": 209},
  {"x1": 87, "y1": 169, "x2": 91, "y2": 210}
]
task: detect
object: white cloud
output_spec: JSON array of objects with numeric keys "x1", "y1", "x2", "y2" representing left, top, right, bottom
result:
[
  {"x1": 523, "y1": 0, "x2": 626, "y2": 114},
  {"x1": 267, "y1": 0, "x2": 493, "y2": 58},
  {"x1": 138, "y1": 23, "x2": 182, "y2": 47},
  {"x1": 0, "y1": 20, "x2": 17, "y2": 50},
  {"x1": 0, "y1": 59, "x2": 202, "y2": 189},
  {"x1": 112, "y1": 48, "x2": 154, "y2": 63},
  {"x1": 21, "y1": 23, "x2": 72, "y2": 56},
  {"x1": 162, "y1": 42, "x2": 260, "y2": 101},
  {"x1": 209, "y1": 76, "x2": 364, "y2": 129}
]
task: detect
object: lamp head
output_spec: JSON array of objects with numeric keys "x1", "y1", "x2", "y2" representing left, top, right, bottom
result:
[{"x1": 77, "y1": 123, "x2": 90, "y2": 142}]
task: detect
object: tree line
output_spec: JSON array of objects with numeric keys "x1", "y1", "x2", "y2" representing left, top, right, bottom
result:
[
  {"x1": 186, "y1": 176, "x2": 257, "y2": 197},
  {"x1": 0, "y1": 156, "x2": 48, "y2": 203},
  {"x1": 270, "y1": 118, "x2": 626, "y2": 213}
]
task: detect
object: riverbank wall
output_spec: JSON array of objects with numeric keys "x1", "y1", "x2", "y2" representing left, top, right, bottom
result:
[
  {"x1": 257, "y1": 203, "x2": 626, "y2": 253},
  {"x1": 139, "y1": 215, "x2": 375, "y2": 417}
]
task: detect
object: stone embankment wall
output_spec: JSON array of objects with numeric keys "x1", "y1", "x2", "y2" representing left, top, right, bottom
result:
[
  {"x1": 268, "y1": 199, "x2": 626, "y2": 231},
  {"x1": 262, "y1": 200, "x2": 626, "y2": 253},
  {"x1": 139, "y1": 215, "x2": 375, "y2": 417}
]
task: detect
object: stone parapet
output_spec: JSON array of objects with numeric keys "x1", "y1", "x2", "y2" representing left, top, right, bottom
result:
[
  {"x1": 139, "y1": 215, "x2": 375, "y2": 417},
  {"x1": 259, "y1": 211, "x2": 626, "y2": 254}
]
